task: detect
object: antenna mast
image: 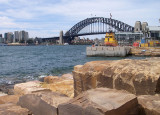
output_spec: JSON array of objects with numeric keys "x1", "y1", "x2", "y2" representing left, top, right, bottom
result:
[{"x1": 109, "y1": 13, "x2": 112, "y2": 32}]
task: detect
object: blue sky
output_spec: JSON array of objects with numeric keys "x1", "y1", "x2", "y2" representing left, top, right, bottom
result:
[{"x1": 0, "y1": 0, "x2": 160, "y2": 38}]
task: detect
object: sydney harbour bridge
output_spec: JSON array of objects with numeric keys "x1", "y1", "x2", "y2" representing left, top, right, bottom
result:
[{"x1": 42, "y1": 17, "x2": 139, "y2": 43}]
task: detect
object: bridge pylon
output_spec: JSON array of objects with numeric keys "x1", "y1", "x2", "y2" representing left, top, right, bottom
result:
[{"x1": 59, "y1": 30, "x2": 63, "y2": 45}]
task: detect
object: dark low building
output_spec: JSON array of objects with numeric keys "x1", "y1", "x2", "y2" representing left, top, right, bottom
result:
[{"x1": 146, "y1": 26, "x2": 160, "y2": 40}]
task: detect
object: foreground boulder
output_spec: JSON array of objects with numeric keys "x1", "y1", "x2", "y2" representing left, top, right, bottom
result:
[
  {"x1": 0, "y1": 103, "x2": 29, "y2": 115},
  {"x1": 18, "y1": 90, "x2": 71, "y2": 115},
  {"x1": 42, "y1": 74, "x2": 74, "y2": 98},
  {"x1": 0, "y1": 92, "x2": 7, "y2": 97},
  {"x1": 44, "y1": 74, "x2": 73, "y2": 83},
  {"x1": 138, "y1": 95, "x2": 160, "y2": 115},
  {"x1": 73, "y1": 58, "x2": 160, "y2": 96},
  {"x1": 14, "y1": 81, "x2": 50, "y2": 95},
  {"x1": 0, "y1": 95, "x2": 20, "y2": 104},
  {"x1": 58, "y1": 88, "x2": 139, "y2": 115},
  {"x1": 44, "y1": 76, "x2": 62, "y2": 84}
]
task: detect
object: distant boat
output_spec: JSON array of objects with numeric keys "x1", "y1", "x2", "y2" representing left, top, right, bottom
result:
[{"x1": 64, "y1": 43, "x2": 69, "y2": 45}]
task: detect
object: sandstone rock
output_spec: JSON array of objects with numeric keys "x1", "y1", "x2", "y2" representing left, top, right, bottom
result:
[
  {"x1": 0, "y1": 92, "x2": 7, "y2": 97},
  {"x1": 42, "y1": 75, "x2": 74, "y2": 98},
  {"x1": 0, "y1": 103, "x2": 29, "y2": 115},
  {"x1": 61, "y1": 73, "x2": 73, "y2": 80},
  {"x1": 14, "y1": 81, "x2": 50, "y2": 95},
  {"x1": 58, "y1": 88, "x2": 139, "y2": 115},
  {"x1": 18, "y1": 90, "x2": 71, "y2": 115},
  {"x1": 44, "y1": 74, "x2": 73, "y2": 83},
  {"x1": 44, "y1": 76, "x2": 61, "y2": 84},
  {"x1": 0, "y1": 95, "x2": 20, "y2": 104},
  {"x1": 73, "y1": 58, "x2": 160, "y2": 96},
  {"x1": 138, "y1": 95, "x2": 160, "y2": 115},
  {"x1": 41, "y1": 80, "x2": 74, "y2": 98}
]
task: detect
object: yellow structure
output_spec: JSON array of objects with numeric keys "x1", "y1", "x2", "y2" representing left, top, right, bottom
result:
[
  {"x1": 141, "y1": 43, "x2": 149, "y2": 47},
  {"x1": 140, "y1": 40, "x2": 160, "y2": 47},
  {"x1": 149, "y1": 40, "x2": 159, "y2": 47},
  {"x1": 104, "y1": 32, "x2": 118, "y2": 46}
]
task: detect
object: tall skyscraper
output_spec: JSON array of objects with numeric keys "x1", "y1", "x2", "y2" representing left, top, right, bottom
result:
[
  {"x1": 19, "y1": 30, "x2": 29, "y2": 43},
  {"x1": 24, "y1": 31, "x2": 29, "y2": 41},
  {"x1": 3, "y1": 30, "x2": 29, "y2": 43},
  {"x1": 19, "y1": 31, "x2": 22, "y2": 41},
  {"x1": 14, "y1": 31, "x2": 20, "y2": 43},
  {"x1": 4, "y1": 32, "x2": 14, "y2": 43},
  {"x1": 0, "y1": 34, "x2": 4, "y2": 43}
]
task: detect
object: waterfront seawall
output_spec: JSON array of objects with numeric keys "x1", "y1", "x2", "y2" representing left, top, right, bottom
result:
[
  {"x1": 87, "y1": 46, "x2": 160, "y2": 57},
  {"x1": 86, "y1": 46, "x2": 131, "y2": 57}
]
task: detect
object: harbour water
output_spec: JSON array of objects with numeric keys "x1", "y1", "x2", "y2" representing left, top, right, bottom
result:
[{"x1": 0, "y1": 45, "x2": 145, "y2": 85}]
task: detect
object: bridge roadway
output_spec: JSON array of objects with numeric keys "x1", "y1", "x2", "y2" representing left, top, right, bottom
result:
[
  {"x1": 41, "y1": 32, "x2": 143, "y2": 43},
  {"x1": 42, "y1": 32, "x2": 117, "y2": 42}
]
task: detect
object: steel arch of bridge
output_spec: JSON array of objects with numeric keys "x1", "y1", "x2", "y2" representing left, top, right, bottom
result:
[{"x1": 65, "y1": 17, "x2": 134, "y2": 37}]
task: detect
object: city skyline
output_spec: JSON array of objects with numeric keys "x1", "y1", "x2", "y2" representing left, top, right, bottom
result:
[
  {"x1": 0, "y1": 0, "x2": 160, "y2": 38},
  {"x1": 0, "y1": 30, "x2": 29, "y2": 43}
]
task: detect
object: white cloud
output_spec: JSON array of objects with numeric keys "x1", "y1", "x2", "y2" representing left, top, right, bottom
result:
[
  {"x1": 0, "y1": 0, "x2": 11, "y2": 4},
  {"x1": 0, "y1": 16, "x2": 18, "y2": 28},
  {"x1": 5, "y1": 9, "x2": 34, "y2": 19}
]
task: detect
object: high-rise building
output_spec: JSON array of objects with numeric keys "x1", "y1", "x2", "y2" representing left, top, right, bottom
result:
[
  {"x1": 14, "y1": 31, "x2": 20, "y2": 43},
  {"x1": 0, "y1": 34, "x2": 4, "y2": 43},
  {"x1": 19, "y1": 30, "x2": 29, "y2": 42},
  {"x1": 19, "y1": 31, "x2": 22, "y2": 41},
  {"x1": 4, "y1": 32, "x2": 14, "y2": 43},
  {"x1": 24, "y1": 31, "x2": 29, "y2": 41},
  {"x1": 3, "y1": 30, "x2": 29, "y2": 43}
]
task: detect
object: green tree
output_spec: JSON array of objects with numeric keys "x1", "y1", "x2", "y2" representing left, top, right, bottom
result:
[
  {"x1": 19, "y1": 40, "x2": 25, "y2": 43},
  {"x1": 27, "y1": 39, "x2": 34, "y2": 44}
]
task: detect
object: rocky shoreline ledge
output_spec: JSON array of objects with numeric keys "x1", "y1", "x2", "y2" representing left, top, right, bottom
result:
[{"x1": 0, "y1": 58, "x2": 160, "y2": 115}]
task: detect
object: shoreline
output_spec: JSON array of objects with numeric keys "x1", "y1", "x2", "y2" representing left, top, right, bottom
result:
[{"x1": 0, "y1": 58, "x2": 160, "y2": 114}]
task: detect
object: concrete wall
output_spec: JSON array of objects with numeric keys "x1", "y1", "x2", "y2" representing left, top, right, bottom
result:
[{"x1": 86, "y1": 46, "x2": 130, "y2": 57}]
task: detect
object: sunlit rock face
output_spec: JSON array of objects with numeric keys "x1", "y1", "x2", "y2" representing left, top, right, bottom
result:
[{"x1": 73, "y1": 58, "x2": 160, "y2": 96}]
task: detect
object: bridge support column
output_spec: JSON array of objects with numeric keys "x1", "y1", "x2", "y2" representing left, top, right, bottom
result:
[{"x1": 59, "y1": 30, "x2": 63, "y2": 45}]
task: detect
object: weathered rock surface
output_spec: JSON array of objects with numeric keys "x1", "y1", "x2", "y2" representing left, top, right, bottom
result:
[
  {"x1": 44, "y1": 74, "x2": 73, "y2": 84},
  {"x1": 0, "y1": 95, "x2": 20, "y2": 104},
  {"x1": 61, "y1": 73, "x2": 73, "y2": 80},
  {"x1": 130, "y1": 47, "x2": 160, "y2": 56},
  {"x1": 14, "y1": 81, "x2": 50, "y2": 95},
  {"x1": 0, "y1": 92, "x2": 7, "y2": 97},
  {"x1": 44, "y1": 76, "x2": 61, "y2": 84},
  {"x1": 42, "y1": 74, "x2": 74, "y2": 98},
  {"x1": 58, "y1": 88, "x2": 139, "y2": 115},
  {"x1": 0, "y1": 103, "x2": 29, "y2": 115},
  {"x1": 18, "y1": 90, "x2": 71, "y2": 115},
  {"x1": 138, "y1": 95, "x2": 160, "y2": 115},
  {"x1": 73, "y1": 58, "x2": 160, "y2": 96}
]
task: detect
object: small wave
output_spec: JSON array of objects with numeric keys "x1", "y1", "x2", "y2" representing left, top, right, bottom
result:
[
  {"x1": 0, "y1": 78, "x2": 16, "y2": 85},
  {"x1": 38, "y1": 75, "x2": 47, "y2": 78}
]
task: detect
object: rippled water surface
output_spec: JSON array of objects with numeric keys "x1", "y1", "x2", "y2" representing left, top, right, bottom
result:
[{"x1": 0, "y1": 45, "x2": 145, "y2": 84}]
